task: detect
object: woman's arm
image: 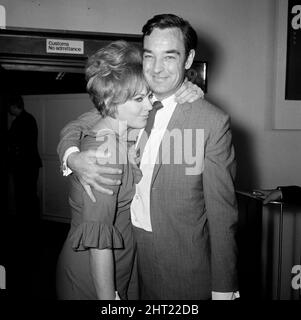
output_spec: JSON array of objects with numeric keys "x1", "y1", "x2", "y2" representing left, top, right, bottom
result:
[
  {"x1": 89, "y1": 248, "x2": 115, "y2": 300},
  {"x1": 57, "y1": 108, "x2": 100, "y2": 163}
]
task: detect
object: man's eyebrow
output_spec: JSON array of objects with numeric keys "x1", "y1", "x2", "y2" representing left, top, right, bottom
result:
[
  {"x1": 165, "y1": 50, "x2": 180, "y2": 55},
  {"x1": 143, "y1": 49, "x2": 180, "y2": 55}
]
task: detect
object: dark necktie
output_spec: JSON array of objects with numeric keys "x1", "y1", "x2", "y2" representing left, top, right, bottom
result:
[{"x1": 136, "y1": 100, "x2": 163, "y2": 164}]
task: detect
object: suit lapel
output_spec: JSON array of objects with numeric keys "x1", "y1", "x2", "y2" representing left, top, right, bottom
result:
[{"x1": 151, "y1": 102, "x2": 192, "y2": 187}]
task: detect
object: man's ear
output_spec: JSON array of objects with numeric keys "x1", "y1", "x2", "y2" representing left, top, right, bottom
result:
[{"x1": 184, "y1": 49, "x2": 195, "y2": 70}]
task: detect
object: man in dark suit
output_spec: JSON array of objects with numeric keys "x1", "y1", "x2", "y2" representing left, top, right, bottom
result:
[
  {"x1": 57, "y1": 14, "x2": 239, "y2": 299},
  {"x1": 8, "y1": 94, "x2": 42, "y2": 224},
  {"x1": 7, "y1": 94, "x2": 42, "y2": 296}
]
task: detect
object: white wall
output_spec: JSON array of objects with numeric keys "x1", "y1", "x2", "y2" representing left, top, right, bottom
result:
[{"x1": 2, "y1": 0, "x2": 300, "y2": 189}]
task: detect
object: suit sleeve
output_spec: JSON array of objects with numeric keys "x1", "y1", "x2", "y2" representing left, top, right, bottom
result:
[
  {"x1": 203, "y1": 114, "x2": 239, "y2": 292},
  {"x1": 57, "y1": 108, "x2": 101, "y2": 163},
  {"x1": 279, "y1": 185, "x2": 301, "y2": 205}
]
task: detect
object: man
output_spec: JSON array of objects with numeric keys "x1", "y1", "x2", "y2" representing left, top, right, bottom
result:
[
  {"x1": 8, "y1": 94, "x2": 42, "y2": 224},
  {"x1": 57, "y1": 14, "x2": 239, "y2": 300},
  {"x1": 8, "y1": 94, "x2": 42, "y2": 295}
]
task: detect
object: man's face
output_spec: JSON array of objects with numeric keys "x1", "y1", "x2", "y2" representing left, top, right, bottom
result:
[
  {"x1": 8, "y1": 104, "x2": 19, "y2": 116},
  {"x1": 143, "y1": 27, "x2": 194, "y2": 100}
]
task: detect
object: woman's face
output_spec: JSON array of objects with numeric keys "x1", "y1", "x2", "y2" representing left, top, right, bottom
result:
[{"x1": 116, "y1": 88, "x2": 153, "y2": 129}]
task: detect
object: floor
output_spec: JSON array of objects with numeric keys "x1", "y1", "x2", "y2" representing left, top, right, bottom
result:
[
  {"x1": 4, "y1": 211, "x2": 300, "y2": 300},
  {"x1": 4, "y1": 217, "x2": 70, "y2": 299}
]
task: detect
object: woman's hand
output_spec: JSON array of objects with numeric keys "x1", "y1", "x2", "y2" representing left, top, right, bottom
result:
[{"x1": 175, "y1": 78, "x2": 204, "y2": 104}]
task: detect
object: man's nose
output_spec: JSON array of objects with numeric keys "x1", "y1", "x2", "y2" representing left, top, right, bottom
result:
[{"x1": 153, "y1": 58, "x2": 164, "y2": 73}]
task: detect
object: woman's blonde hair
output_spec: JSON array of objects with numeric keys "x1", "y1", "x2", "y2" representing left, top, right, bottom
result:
[{"x1": 85, "y1": 41, "x2": 148, "y2": 117}]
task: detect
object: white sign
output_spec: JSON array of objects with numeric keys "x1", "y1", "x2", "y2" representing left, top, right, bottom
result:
[
  {"x1": 46, "y1": 39, "x2": 84, "y2": 55},
  {"x1": 0, "y1": 5, "x2": 6, "y2": 29}
]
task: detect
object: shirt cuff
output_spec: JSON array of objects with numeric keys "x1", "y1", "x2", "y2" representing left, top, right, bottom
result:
[
  {"x1": 211, "y1": 291, "x2": 240, "y2": 300},
  {"x1": 62, "y1": 146, "x2": 80, "y2": 176},
  {"x1": 276, "y1": 186, "x2": 283, "y2": 200}
]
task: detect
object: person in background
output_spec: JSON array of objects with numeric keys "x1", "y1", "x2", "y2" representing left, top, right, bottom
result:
[
  {"x1": 254, "y1": 186, "x2": 301, "y2": 205},
  {"x1": 57, "y1": 14, "x2": 239, "y2": 300},
  {"x1": 8, "y1": 94, "x2": 42, "y2": 225},
  {"x1": 56, "y1": 41, "x2": 151, "y2": 300},
  {"x1": 7, "y1": 94, "x2": 43, "y2": 296}
]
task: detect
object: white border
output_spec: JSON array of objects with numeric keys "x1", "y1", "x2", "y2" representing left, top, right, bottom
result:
[{"x1": 274, "y1": 0, "x2": 301, "y2": 129}]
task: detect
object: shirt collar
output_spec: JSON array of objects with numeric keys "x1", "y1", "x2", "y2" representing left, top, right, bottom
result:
[{"x1": 153, "y1": 94, "x2": 177, "y2": 109}]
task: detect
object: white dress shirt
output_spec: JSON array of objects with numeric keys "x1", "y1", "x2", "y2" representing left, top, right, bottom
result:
[{"x1": 130, "y1": 95, "x2": 177, "y2": 232}]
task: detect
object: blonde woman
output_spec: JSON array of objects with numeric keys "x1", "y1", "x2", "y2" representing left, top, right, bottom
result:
[{"x1": 56, "y1": 41, "x2": 151, "y2": 300}]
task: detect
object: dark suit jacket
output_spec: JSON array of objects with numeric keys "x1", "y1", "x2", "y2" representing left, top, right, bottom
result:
[
  {"x1": 57, "y1": 99, "x2": 239, "y2": 298},
  {"x1": 8, "y1": 110, "x2": 42, "y2": 170},
  {"x1": 278, "y1": 186, "x2": 301, "y2": 205}
]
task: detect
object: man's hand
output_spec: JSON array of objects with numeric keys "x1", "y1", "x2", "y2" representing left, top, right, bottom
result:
[
  {"x1": 175, "y1": 78, "x2": 204, "y2": 104},
  {"x1": 252, "y1": 189, "x2": 282, "y2": 205},
  {"x1": 68, "y1": 150, "x2": 122, "y2": 201}
]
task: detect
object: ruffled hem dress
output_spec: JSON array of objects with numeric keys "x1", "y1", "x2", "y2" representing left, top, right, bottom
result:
[{"x1": 56, "y1": 126, "x2": 141, "y2": 300}]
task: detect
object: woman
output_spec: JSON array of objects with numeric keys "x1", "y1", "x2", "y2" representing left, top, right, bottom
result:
[{"x1": 56, "y1": 41, "x2": 152, "y2": 300}]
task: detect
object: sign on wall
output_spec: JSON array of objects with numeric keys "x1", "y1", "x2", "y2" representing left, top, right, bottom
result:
[{"x1": 46, "y1": 39, "x2": 84, "y2": 55}]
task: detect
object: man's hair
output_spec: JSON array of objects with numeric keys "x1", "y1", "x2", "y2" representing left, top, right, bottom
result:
[
  {"x1": 85, "y1": 40, "x2": 149, "y2": 117},
  {"x1": 8, "y1": 94, "x2": 24, "y2": 110},
  {"x1": 142, "y1": 14, "x2": 198, "y2": 56}
]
